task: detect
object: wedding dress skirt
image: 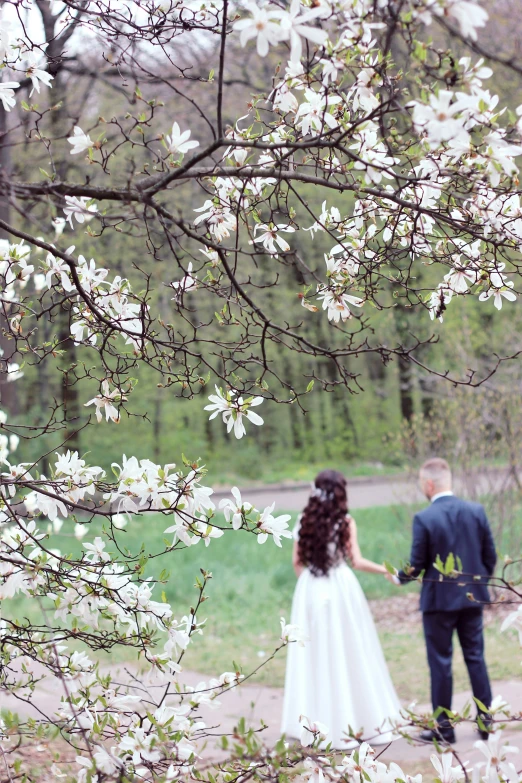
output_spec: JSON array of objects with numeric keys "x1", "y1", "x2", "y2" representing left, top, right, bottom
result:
[{"x1": 281, "y1": 562, "x2": 402, "y2": 749}]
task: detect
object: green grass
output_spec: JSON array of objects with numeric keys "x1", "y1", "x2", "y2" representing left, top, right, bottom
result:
[
  {"x1": 5, "y1": 502, "x2": 522, "y2": 703},
  {"x1": 380, "y1": 623, "x2": 520, "y2": 704},
  {"x1": 208, "y1": 459, "x2": 403, "y2": 487}
]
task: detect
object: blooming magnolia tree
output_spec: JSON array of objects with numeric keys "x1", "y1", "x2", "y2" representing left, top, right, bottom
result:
[{"x1": 1, "y1": 0, "x2": 522, "y2": 780}]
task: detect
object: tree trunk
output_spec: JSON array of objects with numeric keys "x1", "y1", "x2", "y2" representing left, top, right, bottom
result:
[
  {"x1": 0, "y1": 103, "x2": 17, "y2": 416},
  {"x1": 397, "y1": 351, "x2": 414, "y2": 422},
  {"x1": 45, "y1": 13, "x2": 81, "y2": 451}
]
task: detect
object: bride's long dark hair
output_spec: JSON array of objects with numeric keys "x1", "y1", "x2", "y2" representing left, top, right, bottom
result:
[{"x1": 298, "y1": 469, "x2": 350, "y2": 576}]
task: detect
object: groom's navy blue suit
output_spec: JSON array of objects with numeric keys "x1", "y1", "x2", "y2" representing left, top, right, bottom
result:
[{"x1": 399, "y1": 495, "x2": 497, "y2": 728}]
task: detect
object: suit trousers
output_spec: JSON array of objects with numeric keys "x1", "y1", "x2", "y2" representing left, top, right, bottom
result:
[{"x1": 422, "y1": 608, "x2": 492, "y2": 727}]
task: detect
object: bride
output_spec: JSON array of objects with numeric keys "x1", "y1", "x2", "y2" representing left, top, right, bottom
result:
[{"x1": 281, "y1": 469, "x2": 401, "y2": 748}]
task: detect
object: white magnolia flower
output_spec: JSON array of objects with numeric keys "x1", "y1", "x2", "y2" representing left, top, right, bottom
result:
[
  {"x1": 411, "y1": 90, "x2": 469, "y2": 150},
  {"x1": 195, "y1": 520, "x2": 224, "y2": 546},
  {"x1": 112, "y1": 513, "x2": 128, "y2": 529},
  {"x1": 271, "y1": 80, "x2": 299, "y2": 113},
  {"x1": 302, "y1": 757, "x2": 328, "y2": 783},
  {"x1": 316, "y1": 287, "x2": 364, "y2": 323},
  {"x1": 341, "y1": 743, "x2": 377, "y2": 783},
  {"x1": 300, "y1": 716, "x2": 330, "y2": 747},
  {"x1": 320, "y1": 56, "x2": 344, "y2": 85},
  {"x1": 67, "y1": 126, "x2": 94, "y2": 155},
  {"x1": 75, "y1": 523, "x2": 88, "y2": 540},
  {"x1": 25, "y1": 50, "x2": 54, "y2": 95},
  {"x1": 489, "y1": 695, "x2": 511, "y2": 715},
  {"x1": 459, "y1": 57, "x2": 493, "y2": 91},
  {"x1": 219, "y1": 486, "x2": 255, "y2": 529},
  {"x1": 6, "y1": 363, "x2": 23, "y2": 382},
  {"x1": 253, "y1": 223, "x2": 295, "y2": 255},
  {"x1": 49, "y1": 764, "x2": 67, "y2": 779},
  {"x1": 478, "y1": 284, "x2": 516, "y2": 310},
  {"x1": 171, "y1": 262, "x2": 197, "y2": 298},
  {"x1": 350, "y1": 124, "x2": 398, "y2": 183},
  {"x1": 118, "y1": 727, "x2": 161, "y2": 765},
  {"x1": 483, "y1": 131, "x2": 522, "y2": 187},
  {"x1": 295, "y1": 88, "x2": 341, "y2": 136},
  {"x1": 83, "y1": 536, "x2": 110, "y2": 563},
  {"x1": 431, "y1": 753, "x2": 466, "y2": 783},
  {"x1": 165, "y1": 121, "x2": 200, "y2": 155},
  {"x1": 200, "y1": 246, "x2": 220, "y2": 266},
  {"x1": 0, "y1": 13, "x2": 15, "y2": 63},
  {"x1": 14, "y1": 258, "x2": 34, "y2": 287},
  {"x1": 501, "y1": 605, "x2": 522, "y2": 644},
  {"x1": 84, "y1": 380, "x2": 122, "y2": 423},
  {"x1": 52, "y1": 216, "x2": 66, "y2": 237},
  {"x1": 277, "y1": 0, "x2": 328, "y2": 63},
  {"x1": 193, "y1": 200, "x2": 237, "y2": 242},
  {"x1": 474, "y1": 732, "x2": 519, "y2": 783},
  {"x1": 0, "y1": 81, "x2": 20, "y2": 112},
  {"x1": 45, "y1": 253, "x2": 74, "y2": 292},
  {"x1": 444, "y1": 261, "x2": 478, "y2": 293},
  {"x1": 52, "y1": 518, "x2": 64, "y2": 533},
  {"x1": 300, "y1": 295, "x2": 319, "y2": 312},
  {"x1": 234, "y1": 2, "x2": 283, "y2": 57},
  {"x1": 77, "y1": 256, "x2": 108, "y2": 293},
  {"x1": 445, "y1": 0, "x2": 488, "y2": 41},
  {"x1": 204, "y1": 386, "x2": 264, "y2": 439},
  {"x1": 257, "y1": 503, "x2": 292, "y2": 546},
  {"x1": 280, "y1": 617, "x2": 308, "y2": 646},
  {"x1": 428, "y1": 285, "x2": 453, "y2": 322},
  {"x1": 63, "y1": 196, "x2": 98, "y2": 227},
  {"x1": 93, "y1": 747, "x2": 122, "y2": 776},
  {"x1": 75, "y1": 755, "x2": 95, "y2": 783}
]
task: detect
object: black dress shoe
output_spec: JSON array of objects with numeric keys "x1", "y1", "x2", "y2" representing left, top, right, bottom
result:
[{"x1": 419, "y1": 728, "x2": 456, "y2": 744}]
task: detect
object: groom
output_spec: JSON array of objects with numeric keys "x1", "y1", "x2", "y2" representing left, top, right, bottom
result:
[{"x1": 392, "y1": 457, "x2": 497, "y2": 744}]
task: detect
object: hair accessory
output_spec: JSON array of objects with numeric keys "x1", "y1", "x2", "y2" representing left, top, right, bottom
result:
[{"x1": 310, "y1": 483, "x2": 334, "y2": 502}]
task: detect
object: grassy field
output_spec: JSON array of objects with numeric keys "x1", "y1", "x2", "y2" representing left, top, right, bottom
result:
[{"x1": 6, "y1": 502, "x2": 521, "y2": 704}]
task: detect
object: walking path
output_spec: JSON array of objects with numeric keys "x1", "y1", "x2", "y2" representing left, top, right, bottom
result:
[
  {"x1": 212, "y1": 468, "x2": 514, "y2": 511},
  {"x1": 2, "y1": 659, "x2": 521, "y2": 767}
]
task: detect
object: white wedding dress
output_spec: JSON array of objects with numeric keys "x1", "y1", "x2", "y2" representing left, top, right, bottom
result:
[{"x1": 281, "y1": 521, "x2": 401, "y2": 749}]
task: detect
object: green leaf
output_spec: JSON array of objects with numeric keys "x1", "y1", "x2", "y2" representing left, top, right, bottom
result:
[
  {"x1": 474, "y1": 697, "x2": 489, "y2": 714},
  {"x1": 306, "y1": 379, "x2": 315, "y2": 392}
]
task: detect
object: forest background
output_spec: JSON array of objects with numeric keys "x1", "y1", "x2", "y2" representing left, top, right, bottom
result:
[{"x1": 4, "y1": 0, "x2": 522, "y2": 488}]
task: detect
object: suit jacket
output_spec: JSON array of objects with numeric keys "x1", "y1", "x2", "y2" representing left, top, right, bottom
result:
[{"x1": 398, "y1": 495, "x2": 497, "y2": 613}]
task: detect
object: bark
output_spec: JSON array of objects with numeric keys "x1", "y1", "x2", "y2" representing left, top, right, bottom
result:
[
  {"x1": 42, "y1": 2, "x2": 81, "y2": 450},
  {"x1": 0, "y1": 102, "x2": 17, "y2": 416}
]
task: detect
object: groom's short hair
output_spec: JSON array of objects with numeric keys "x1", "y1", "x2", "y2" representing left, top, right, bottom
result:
[{"x1": 420, "y1": 457, "x2": 452, "y2": 489}]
